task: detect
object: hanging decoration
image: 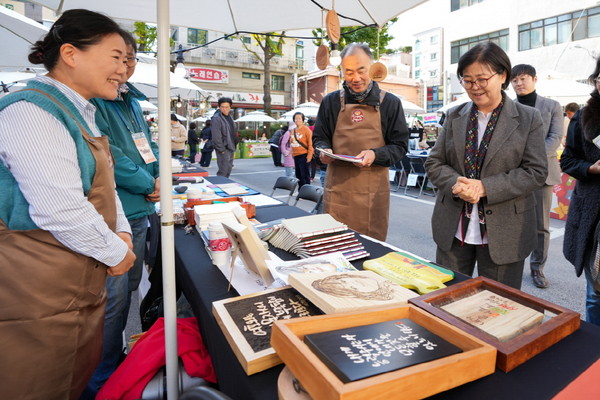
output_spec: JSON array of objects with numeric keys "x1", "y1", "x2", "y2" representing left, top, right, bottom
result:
[
  {"x1": 316, "y1": 8, "x2": 330, "y2": 70},
  {"x1": 369, "y1": 27, "x2": 388, "y2": 82}
]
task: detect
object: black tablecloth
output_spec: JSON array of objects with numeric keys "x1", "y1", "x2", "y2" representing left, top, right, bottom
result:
[{"x1": 175, "y1": 202, "x2": 600, "y2": 400}]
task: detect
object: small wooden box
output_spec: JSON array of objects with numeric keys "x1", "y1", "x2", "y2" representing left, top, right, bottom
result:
[
  {"x1": 409, "y1": 276, "x2": 580, "y2": 372},
  {"x1": 271, "y1": 305, "x2": 496, "y2": 400}
]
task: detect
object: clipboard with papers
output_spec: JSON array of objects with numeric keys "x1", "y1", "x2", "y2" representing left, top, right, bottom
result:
[{"x1": 316, "y1": 148, "x2": 363, "y2": 164}]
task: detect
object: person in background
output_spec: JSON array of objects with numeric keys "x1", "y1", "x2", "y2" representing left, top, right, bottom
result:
[
  {"x1": 170, "y1": 113, "x2": 187, "y2": 157},
  {"x1": 307, "y1": 118, "x2": 318, "y2": 181},
  {"x1": 260, "y1": 132, "x2": 268, "y2": 142},
  {"x1": 562, "y1": 102, "x2": 581, "y2": 147},
  {"x1": 281, "y1": 124, "x2": 294, "y2": 177},
  {"x1": 211, "y1": 97, "x2": 237, "y2": 177},
  {"x1": 425, "y1": 42, "x2": 547, "y2": 290},
  {"x1": 85, "y1": 33, "x2": 160, "y2": 397},
  {"x1": 290, "y1": 112, "x2": 313, "y2": 187},
  {"x1": 511, "y1": 64, "x2": 564, "y2": 288},
  {"x1": 188, "y1": 122, "x2": 200, "y2": 163},
  {"x1": 313, "y1": 43, "x2": 408, "y2": 241},
  {"x1": 0, "y1": 9, "x2": 135, "y2": 399},
  {"x1": 269, "y1": 125, "x2": 284, "y2": 167},
  {"x1": 199, "y1": 119, "x2": 214, "y2": 167},
  {"x1": 560, "y1": 56, "x2": 600, "y2": 326}
]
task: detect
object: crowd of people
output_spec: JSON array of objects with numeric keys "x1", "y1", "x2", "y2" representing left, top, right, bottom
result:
[{"x1": 2, "y1": 7, "x2": 600, "y2": 400}]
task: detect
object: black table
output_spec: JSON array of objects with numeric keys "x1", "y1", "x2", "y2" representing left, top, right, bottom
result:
[{"x1": 175, "y1": 200, "x2": 600, "y2": 400}]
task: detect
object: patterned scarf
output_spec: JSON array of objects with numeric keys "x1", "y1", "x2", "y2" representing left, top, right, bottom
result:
[
  {"x1": 460, "y1": 97, "x2": 504, "y2": 242},
  {"x1": 343, "y1": 80, "x2": 374, "y2": 103}
]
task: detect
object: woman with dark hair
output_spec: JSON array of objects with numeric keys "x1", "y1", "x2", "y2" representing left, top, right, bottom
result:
[
  {"x1": 0, "y1": 9, "x2": 135, "y2": 399},
  {"x1": 425, "y1": 42, "x2": 547, "y2": 289},
  {"x1": 188, "y1": 121, "x2": 200, "y2": 162},
  {"x1": 290, "y1": 111, "x2": 314, "y2": 187},
  {"x1": 560, "y1": 56, "x2": 600, "y2": 326}
]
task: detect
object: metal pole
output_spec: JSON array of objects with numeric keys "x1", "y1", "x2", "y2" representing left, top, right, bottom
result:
[{"x1": 157, "y1": 0, "x2": 179, "y2": 398}]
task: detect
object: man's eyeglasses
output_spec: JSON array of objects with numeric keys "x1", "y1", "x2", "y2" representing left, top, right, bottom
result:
[
  {"x1": 126, "y1": 57, "x2": 139, "y2": 67},
  {"x1": 459, "y1": 72, "x2": 497, "y2": 89}
]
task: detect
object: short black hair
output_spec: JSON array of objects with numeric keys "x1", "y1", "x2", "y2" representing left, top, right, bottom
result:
[
  {"x1": 511, "y1": 64, "x2": 537, "y2": 78},
  {"x1": 170, "y1": 113, "x2": 178, "y2": 121},
  {"x1": 218, "y1": 97, "x2": 233, "y2": 106},
  {"x1": 189, "y1": 122, "x2": 197, "y2": 130},
  {"x1": 293, "y1": 112, "x2": 305, "y2": 122},
  {"x1": 588, "y1": 55, "x2": 600, "y2": 86},
  {"x1": 565, "y1": 102, "x2": 580, "y2": 113},
  {"x1": 457, "y1": 42, "x2": 512, "y2": 90}
]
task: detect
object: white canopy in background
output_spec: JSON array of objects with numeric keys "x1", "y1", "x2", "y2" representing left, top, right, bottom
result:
[
  {"x1": 138, "y1": 100, "x2": 158, "y2": 111},
  {"x1": 234, "y1": 111, "x2": 276, "y2": 122},
  {"x1": 436, "y1": 94, "x2": 470, "y2": 113},
  {"x1": 393, "y1": 94, "x2": 425, "y2": 114},
  {"x1": 31, "y1": 0, "x2": 426, "y2": 32},
  {"x1": 505, "y1": 78, "x2": 593, "y2": 106},
  {"x1": 0, "y1": 6, "x2": 48, "y2": 69},
  {"x1": 130, "y1": 63, "x2": 204, "y2": 100},
  {"x1": 281, "y1": 106, "x2": 320, "y2": 121},
  {"x1": 28, "y1": 2, "x2": 429, "y2": 396}
]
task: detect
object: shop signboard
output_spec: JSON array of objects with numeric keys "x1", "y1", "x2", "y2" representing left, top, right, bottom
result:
[{"x1": 188, "y1": 67, "x2": 229, "y2": 84}]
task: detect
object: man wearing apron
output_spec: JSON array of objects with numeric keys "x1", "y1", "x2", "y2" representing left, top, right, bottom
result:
[{"x1": 313, "y1": 43, "x2": 409, "y2": 241}]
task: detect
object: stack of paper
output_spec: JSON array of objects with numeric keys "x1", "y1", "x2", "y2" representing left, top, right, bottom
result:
[
  {"x1": 267, "y1": 214, "x2": 369, "y2": 261},
  {"x1": 171, "y1": 158, "x2": 183, "y2": 173},
  {"x1": 194, "y1": 202, "x2": 241, "y2": 232}
]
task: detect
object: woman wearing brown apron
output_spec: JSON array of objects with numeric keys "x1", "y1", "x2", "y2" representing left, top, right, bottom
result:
[
  {"x1": 313, "y1": 43, "x2": 409, "y2": 241},
  {"x1": 0, "y1": 10, "x2": 135, "y2": 399}
]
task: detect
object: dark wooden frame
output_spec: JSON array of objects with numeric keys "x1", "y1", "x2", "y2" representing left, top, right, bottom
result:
[{"x1": 409, "y1": 276, "x2": 580, "y2": 372}]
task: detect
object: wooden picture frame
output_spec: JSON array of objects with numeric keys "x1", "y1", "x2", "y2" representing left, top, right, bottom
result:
[
  {"x1": 213, "y1": 286, "x2": 322, "y2": 375},
  {"x1": 271, "y1": 305, "x2": 497, "y2": 400},
  {"x1": 409, "y1": 276, "x2": 580, "y2": 372},
  {"x1": 221, "y1": 218, "x2": 273, "y2": 285}
]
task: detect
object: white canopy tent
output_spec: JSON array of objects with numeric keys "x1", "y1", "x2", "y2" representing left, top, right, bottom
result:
[
  {"x1": 281, "y1": 106, "x2": 320, "y2": 121},
  {"x1": 393, "y1": 94, "x2": 425, "y2": 114},
  {"x1": 0, "y1": 6, "x2": 48, "y2": 69},
  {"x1": 29, "y1": 2, "x2": 429, "y2": 397},
  {"x1": 130, "y1": 62, "x2": 204, "y2": 100}
]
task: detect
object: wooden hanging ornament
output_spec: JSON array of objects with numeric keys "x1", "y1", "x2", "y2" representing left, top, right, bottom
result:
[
  {"x1": 369, "y1": 61, "x2": 388, "y2": 81},
  {"x1": 316, "y1": 44, "x2": 330, "y2": 70},
  {"x1": 326, "y1": 9, "x2": 340, "y2": 44}
]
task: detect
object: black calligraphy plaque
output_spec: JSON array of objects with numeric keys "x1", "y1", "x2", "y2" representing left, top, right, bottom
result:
[
  {"x1": 304, "y1": 318, "x2": 462, "y2": 383},
  {"x1": 223, "y1": 287, "x2": 322, "y2": 353}
]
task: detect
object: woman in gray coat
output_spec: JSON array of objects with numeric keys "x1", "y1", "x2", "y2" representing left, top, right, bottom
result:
[{"x1": 425, "y1": 42, "x2": 547, "y2": 289}]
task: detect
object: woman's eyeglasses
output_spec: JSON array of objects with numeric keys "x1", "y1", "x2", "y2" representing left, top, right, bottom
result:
[
  {"x1": 126, "y1": 57, "x2": 139, "y2": 67},
  {"x1": 459, "y1": 72, "x2": 497, "y2": 89}
]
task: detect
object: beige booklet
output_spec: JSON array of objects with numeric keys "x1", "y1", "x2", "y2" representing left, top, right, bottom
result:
[
  {"x1": 440, "y1": 290, "x2": 544, "y2": 342},
  {"x1": 289, "y1": 270, "x2": 418, "y2": 314}
]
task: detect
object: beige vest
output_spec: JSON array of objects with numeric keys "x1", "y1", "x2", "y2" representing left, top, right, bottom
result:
[
  {"x1": 0, "y1": 90, "x2": 118, "y2": 399},
  {"x1": 324, "y1": 90, "x2": 390, "y2": 241}
]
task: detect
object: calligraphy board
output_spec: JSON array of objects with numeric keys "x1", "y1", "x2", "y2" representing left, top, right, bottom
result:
[{"x1": 212, "y1": 286, "x2": 322, "y2": 375}]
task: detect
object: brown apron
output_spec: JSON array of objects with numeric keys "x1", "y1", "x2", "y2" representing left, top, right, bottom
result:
[
  {"x1": 324, "y1": 90, "x2": 390, "y2": 241},
  {"x1": 0, "y1": 90, "x2": 118, "y2": 400}
]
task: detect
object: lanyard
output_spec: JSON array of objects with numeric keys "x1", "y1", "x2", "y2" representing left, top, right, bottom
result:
[{"x1": 110, "y1": 101, "x2": 145, "y2": 134}]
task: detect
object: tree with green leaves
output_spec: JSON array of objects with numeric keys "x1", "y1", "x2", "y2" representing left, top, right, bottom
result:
[
  {"x1": 312, "y1": 18, "x2": 398, "y2": 57},
  {"x1": 238, "y1": 33, "x2": 285, "y2": 124},
  {"x1": 133, "y1": 22, "x2": 157, "y2": 52}
]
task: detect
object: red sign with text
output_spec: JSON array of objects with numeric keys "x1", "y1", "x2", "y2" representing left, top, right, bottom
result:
[{"x1": 188, "y1": 68, "x2": 229, "y2": 83}]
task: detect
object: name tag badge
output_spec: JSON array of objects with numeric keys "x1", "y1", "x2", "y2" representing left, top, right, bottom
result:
[
  {"x1": 132, "y1": 132, "x2": 157, "y2": 164},
  {"x1": 593, "y1": 134, "x2": 600, "y2": 150}
]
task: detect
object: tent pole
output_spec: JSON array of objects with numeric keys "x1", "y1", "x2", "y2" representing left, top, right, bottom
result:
[{"x1": 157, "y1": 0, "x2": 179, "y2": 398}]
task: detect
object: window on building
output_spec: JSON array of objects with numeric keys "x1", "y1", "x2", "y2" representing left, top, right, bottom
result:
[
  {"x1": 271, "y1": 75, "x2": 285, "y2": 91},
  {"x1": 170, "y1": 27, "x2": 178, "y2": 43},
  {"x1": 242, "y1": 36, "x2": 251, "y2": 44},
  {"x1": 415, "y1": 70, "x2": 421, "y2": 79},
  {"x1": 242, "y1": 72, "x2": 261, "y2": 80},
  {"x1": 430, "y1": 35, "x2": 438, "y2": 44},
  {"x1": 430, "y1": 70, "x2": 438, "y2": 78},
  {"x1": 519, "y1": 7, "x2": 600, "y2": 51},
  {"x1": 430, "y1": 52, "x2": 438, "y2": 61},
  {"x1": 415, "y1": 55, "x2": 420, "y2": 68},
  {"x1": 296, "y1": 41, "x2": 304, "y2": 59},
  {"x1": 415, "y1": 40, "x2": 421, "y2": 51},
  {"x1": 187, "y1": 28, "x2": 207, "y2": 45},
  {"x1": 451, "y1": 0, "x2": 485, "y2": 12},
  {"x1": 450, "y1": 29, "x2": 509, "y2": 63}
]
